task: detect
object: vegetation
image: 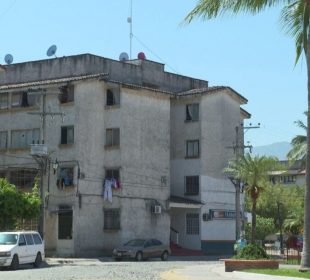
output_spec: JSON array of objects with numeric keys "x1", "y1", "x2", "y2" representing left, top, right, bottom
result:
[
  {"x1": 287, "y1": 112, "x2": 307, "y2": 168},
  {"x1": 0, "y1": 178, "x2": 41, "y2": 230},
  {"x1": 256, "y1": 183, "x2": 304, "y2": 236},
  {"x1": 185, "y1": 0, "x2": 310, "y2": 269},
  {"x1": 224, "y1": 154, "x2": 279, "y2": 243},
  {"x1": 244, "y1": 268, "x2": 310, "y2": 279},
  {"x1": 235, "y1": 244, "x2": 269, "y2": 260},
  {"x1": 245, "y1": 216, "x2": 276, "y2": 242}
]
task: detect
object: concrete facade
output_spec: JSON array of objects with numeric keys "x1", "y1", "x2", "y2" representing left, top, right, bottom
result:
[{"x1": 0, "y1": 54, "x2": 249, "y2": 256}]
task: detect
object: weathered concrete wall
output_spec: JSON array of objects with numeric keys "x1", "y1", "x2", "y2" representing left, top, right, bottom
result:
[
  {"x1": 170, "y1": 208, "x2": 201, "y2": 250},
  {"x1": 170, "y1": 90, "x2": 243, "y2": 250},
  {"x1": 0, "y1": 54, "x2": 208, "y2": 92}
]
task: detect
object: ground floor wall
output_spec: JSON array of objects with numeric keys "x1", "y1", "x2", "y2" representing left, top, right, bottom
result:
[{"x1": 44, "y1": 194, "x2": 170, "y2": 257}]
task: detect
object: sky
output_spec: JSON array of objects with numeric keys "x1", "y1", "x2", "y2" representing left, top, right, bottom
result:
[{"x1": 0, "y1": 0, "x2": 307, "y2": 147}]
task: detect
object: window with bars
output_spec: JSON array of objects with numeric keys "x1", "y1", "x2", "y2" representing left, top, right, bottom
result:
[
  {"x1": 186, "y1": 103, "x2": 199, "y2": 121},
  {"x1": 59, "y1": 85, "x2": 74, "y2": 104},
  {"x1": 58, "y1": 206, "x2": 73, "y2": 239},
  {"x1": 9, "y1": 169, "x2": 38, "y2": 189},
  {"x1": 105, "y1": 128, "x2": 120, "y2": 147},
  {"x1": 61, "y1": 126, "x2": 74, "y2": 145},
  {"x1": 185, "y1": 176, "x2": 199, "y2": 195},
  {"x1": 186, "y1": 140, "x2": 199, "y2": 158},
  {"x1": 11, "y1": 129, "x2": 40, "y2": 149},
  {"x1": 0, "y1": 131, "x2": 8, "y2": 149},
  {"x1": 105, "y1": 168, "x2": 120, "y2": 180},
  {"x1": 0, "y1": 93, "x2": 8, "y2": 109},
  {"x1": 186, "y1": 213, "x2": 199, "y2": 235},
  {"x1": 0, "y1": 171, "x2": 6, "y2": 179},
  {"x1": 106, "y1": 88, "x2": 120, "y2": 106},
  {"x1": 57, "y1": 167, "x2": 74, "y2": 188},
  {"x1": 104, "y1": 209, "x2": 120, "y2": 230}
]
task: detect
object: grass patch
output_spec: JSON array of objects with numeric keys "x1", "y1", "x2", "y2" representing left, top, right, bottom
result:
[{"x1": 244, "y1": 268, "x2": 310, "y2": 279}]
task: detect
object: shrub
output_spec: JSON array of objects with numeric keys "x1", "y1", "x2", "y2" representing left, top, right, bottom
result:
[{"x1": 235, "y1": 243, "x2": 269, "y2": 260}]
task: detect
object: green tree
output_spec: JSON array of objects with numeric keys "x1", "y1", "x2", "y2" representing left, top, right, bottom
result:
[
  {"x1": 287, "y1": 111, "x2": 307, "y2": 167},
  {"x1": 185, "y1": 0, "x2": 310, "y2": 269},
  {"x1": 0, "y1": 178, "x2": 41, "y2": 230},
  {"x1": 245, "y1": 216, "x2": 276, "y2": 242},
  {"x1": 225, "y1": 154, "x2": 278, "y2": 243}
]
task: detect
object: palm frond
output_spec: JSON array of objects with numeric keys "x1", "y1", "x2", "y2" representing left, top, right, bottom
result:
[
  {"x1": 280, "y1": 1, "x2": 309, "y2": 64},
  {"x1": 185, "y1": 0, "x2": 286, "y2": 23}
]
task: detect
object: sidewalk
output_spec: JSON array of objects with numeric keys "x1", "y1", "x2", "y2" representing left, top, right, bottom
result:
[{"x1": 161, "y1": 263, "x2": 303, "y2": 280}]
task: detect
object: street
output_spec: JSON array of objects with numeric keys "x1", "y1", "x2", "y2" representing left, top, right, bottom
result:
[
  {"x1": 0, "y1": 258, "x2": 217, "y2": 280},
  {"x1": 0, "y1": 258, "x2": 302, "y2": 280}
]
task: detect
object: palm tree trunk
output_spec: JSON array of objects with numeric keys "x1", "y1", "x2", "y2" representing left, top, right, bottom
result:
[
  {"x1": 251, "y1": 197, "x2": 257, "y2": 244},
  {"x1": 300, "y1": 26, "x2": 310, "y2": 270}
]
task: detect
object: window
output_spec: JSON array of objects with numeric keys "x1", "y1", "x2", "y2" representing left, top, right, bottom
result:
[
  {"x1": 59, "y1": 85, "x2": 74, "y2": 104},
  {"x1": 186, "y1": 103, "x2": 199, "y2": 121},
  {"x1": 105, "y1": 168, "x2": 120, "y2": 180},
  {"x1": 57, "y1": 167, "x2": 74, "y2": 189},
  {"x1": 0, "y1": 93, "x2": 8, "y2": 109},
  {"x1": 61, "y1": 126, "x2": 74, "y2": 144},
  {"x1": 105, "y1": 128, "x2": 120, "y2": 147},
  {"x1": 58, "y1": 206, "x2": 73, "y2": 239},
  {"x1": 25, "y1": 234, "x2": 34, "y2": 245},
  {"x1": 11, "y1": 129, "x2": 40, "y2": 148},
  {"x1": 10, "y1": 169, "x2": 39, "y2": 189},
  {"x1": 32, "y1": 234, "x2": 42, "y2": 245},
  {"x1": 104, "y1": 209, "x2": 120, "y2": 230},
  {"x1": 106, "y1": 88, "x2": 120, "y2": 106},
  {"x1": 186, "y1": 140, "x2": 199, "y2": 158},
  {"x1": 11, "y1": 92, "x2": 34, "y2": 108},
  {"x1": 0, "y1": 171, "x2": 6, "y2": 179},
  {"x1": 0, "y1": 131, "x2": 8, "y2": 149},
  {"x1": 18, "y1": 235, "x2": 26, "y2": 246},
  {"x1": 186, "y1": 213, "x2": 199, "y2": 235},
  {"x1": 185, "y1": 176, "x2": 199, "y2": 195}
]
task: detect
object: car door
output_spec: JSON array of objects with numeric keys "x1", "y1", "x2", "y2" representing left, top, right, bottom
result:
[
  {"x1": 143, "y1": 240, "x2": 154, "y2": 258},
  {"x1": 17, "y1": 234, "x2": 28, "y2": 264},
  {"x1": 151, "y1": 239, "x2": 163, "y2": 257},
  {"x1": 24, "y1": 234, "x2": 35, "y2": 263}
]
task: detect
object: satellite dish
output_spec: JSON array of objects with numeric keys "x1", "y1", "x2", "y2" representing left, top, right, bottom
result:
[
  {"x1": 4, "y1": 54, "x2": 13, "y2": 65},
  {"x1": 47, "y1": 45, "x2": 57, "y2": 57},
  {"x1": 119, "y1": 52, "x2": 129, "y2": 61}
]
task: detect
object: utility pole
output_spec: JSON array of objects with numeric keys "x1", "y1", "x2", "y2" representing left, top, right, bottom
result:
[
  {"x1": 28, "y1": 89, "x2": 65, "y2": 238},
  {"x1": 228, "y1": 123, "x2": 260, "y2": 240}
]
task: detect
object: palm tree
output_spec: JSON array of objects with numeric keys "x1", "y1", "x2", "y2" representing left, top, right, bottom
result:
[
  {"x1": 185, "y1": 1, "x2": 310, "y2": 269},
  {"x1": 287, "y1": 112, "x2": 307, "y2": 167},
  {"x1": 225, "y1": 154, "x2": 278, "y2": 243}
]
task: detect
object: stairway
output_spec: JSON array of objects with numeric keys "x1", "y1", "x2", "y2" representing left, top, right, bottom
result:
[{"x1": 170, "y1": 242, "x2": 204, "y2": 256}]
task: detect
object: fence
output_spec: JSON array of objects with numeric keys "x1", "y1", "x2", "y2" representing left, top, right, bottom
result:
[{"x1": 264, "y1": 245, "x2": 301, "y2": 265}]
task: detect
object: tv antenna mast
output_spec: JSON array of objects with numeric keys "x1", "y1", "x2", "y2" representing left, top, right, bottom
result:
[{"x1": 127, "y1": 0, "x2": 133, "y2": 59}]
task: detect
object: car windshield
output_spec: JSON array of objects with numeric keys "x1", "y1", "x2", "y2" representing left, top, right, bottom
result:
[
  {"x1": 124, "y1": 239, "x2": 145, "y2": 247},
  {"x1": 0, "y1": 233, "x2": 18, "y2": 245}
]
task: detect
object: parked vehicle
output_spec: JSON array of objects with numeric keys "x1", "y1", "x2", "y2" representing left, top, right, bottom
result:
[
  {"x1": 0, "y1": 231, "x2": 45, "y2": 270},
  {"x1": 287, "y1": 235, "x2": 303, "y2": 250},
  {"x1": 112, "y1": 239, "x2": 170, "y2": 261}
]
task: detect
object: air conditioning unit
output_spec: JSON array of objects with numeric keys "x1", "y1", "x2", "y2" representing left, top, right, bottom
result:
[
  {"x1": 30, "y1": 144, "x2": 48, "y2": 156},
  {"x1": 152, "y1": 205, "x2": 161, "y2": 214}
]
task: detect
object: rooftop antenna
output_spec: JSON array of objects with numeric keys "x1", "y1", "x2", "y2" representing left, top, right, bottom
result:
[
  {"x1": 4, "y1": 54, "x2": 13, "y2": 65},
  {"x1": 46, "y1": 45, "x2": 57, "y2": 58},
  {"x1": 127, "y1": 0, "x2": 133, "y2": 59}
]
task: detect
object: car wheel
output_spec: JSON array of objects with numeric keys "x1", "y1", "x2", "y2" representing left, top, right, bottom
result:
[
  {"x1": 161, "y1": 251, "x2": 169, "y2": 261},
  {"x1": 135, "y1": 251, "x2": 143, "y2": 261},
  {"x1": 10, "y1": 255, "x2": 19, "y2": 270},
  {"x1": 33, "y1": 252, "x2": 42, "y2": 268}
]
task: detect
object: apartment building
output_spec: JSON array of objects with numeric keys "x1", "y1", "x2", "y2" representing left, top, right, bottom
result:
[{"x1": 0, "y1": 53, "x2": 249, "y2": 256}]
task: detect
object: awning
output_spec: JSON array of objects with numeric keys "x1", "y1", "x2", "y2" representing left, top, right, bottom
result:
[{"x1": 169, "y1": 195, "x2": 203, "y2": 209}]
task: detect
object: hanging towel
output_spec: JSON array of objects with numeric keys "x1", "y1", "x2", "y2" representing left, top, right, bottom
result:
[{"x1": 103, "y1": 179, "x2": 113, "y2": 203}]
